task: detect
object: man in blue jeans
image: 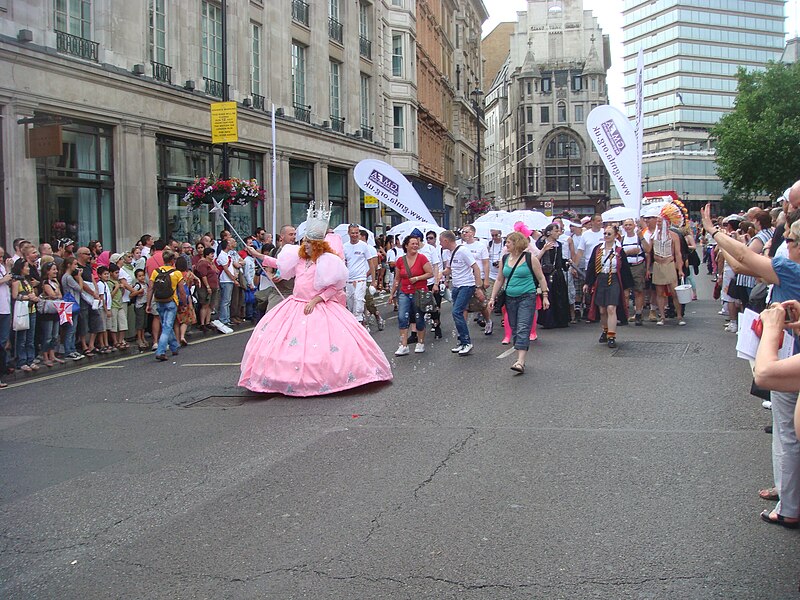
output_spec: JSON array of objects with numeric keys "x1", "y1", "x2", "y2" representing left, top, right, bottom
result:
[
  {"x1": 439, "y1": 230, "x2": 484, "y2": 355},
  {"x1": 145, "y1": 249, "x2": 186, "y2": 362}
]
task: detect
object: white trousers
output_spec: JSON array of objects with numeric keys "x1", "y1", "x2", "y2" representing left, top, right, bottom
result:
[
  {"x1": 346, "y1": 280, "x2": 367, "y2": 323},
  {"x1": 772, "y1": 390, "x2": 800, "y2": 518}
]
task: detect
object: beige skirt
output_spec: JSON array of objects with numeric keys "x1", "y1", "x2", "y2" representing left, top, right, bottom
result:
[{"x1": 652, "y1": 260, "x2": 678, "y2": 286}]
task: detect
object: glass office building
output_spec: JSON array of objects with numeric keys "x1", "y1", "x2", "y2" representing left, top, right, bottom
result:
[{"x1": 623, "y1": 0, "x2": 786, "y2": 210}]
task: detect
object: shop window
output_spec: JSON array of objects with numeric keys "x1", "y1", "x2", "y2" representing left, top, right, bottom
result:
[
  {"x1": 290, "y1": 161, "x2": 314, "y2": 226},
  {"x1": 36, "y1": 120, "x2": 114, "y2": 247}
]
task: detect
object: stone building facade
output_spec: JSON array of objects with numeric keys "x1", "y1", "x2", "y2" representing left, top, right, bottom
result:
[{"x1": 482, "y1": 0, "x2": 611, "y2": 216}]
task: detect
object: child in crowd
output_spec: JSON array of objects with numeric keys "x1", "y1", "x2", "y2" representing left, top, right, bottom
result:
[
  {"x1": 108, "y1": 264, "x2": 129, "y2": 349},
  {"x1": 96, "y1": 266, "x2": 112, "y2": 353},
  {"x1": 132, "y1": 268, "x2": 149, "y2": 350}
]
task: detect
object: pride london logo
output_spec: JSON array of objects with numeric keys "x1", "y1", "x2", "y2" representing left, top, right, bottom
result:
[{"x1": 601, "y1": 119, "x2": 626, "y2": 156}]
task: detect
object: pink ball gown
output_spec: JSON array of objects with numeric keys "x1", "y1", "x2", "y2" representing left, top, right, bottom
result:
[{"x1": 238, "y1": 245, "x2": 393, "y2": 397}]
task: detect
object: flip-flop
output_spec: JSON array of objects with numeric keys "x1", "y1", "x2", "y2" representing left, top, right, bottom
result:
[
  {"x1": 510, "y1": 362, "x2": 525, "y2": 374},
  {"x1": 759, "y1": 487, "x2": 779, "y2": 501},
  {"x1": 760, "y1": 510, "x2": 799, "y2": 529}
]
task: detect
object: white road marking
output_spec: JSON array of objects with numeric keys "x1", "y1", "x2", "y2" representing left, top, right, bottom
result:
[{"x1": 496, "y1": 348, "x2": 516, "y2": 359}]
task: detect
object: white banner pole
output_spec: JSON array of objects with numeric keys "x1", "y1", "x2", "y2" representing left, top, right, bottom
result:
[{"x1": 271, "y1": 103, "x2": 278, "y2": 240}]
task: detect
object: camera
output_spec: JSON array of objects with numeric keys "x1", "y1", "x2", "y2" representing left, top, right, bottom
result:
[
  {"x1": 492, "y1": 261, "x2": 499, "y2": 268},
  {"x1": 72, "y1": 269, "x2": 79, "y2": 277}
]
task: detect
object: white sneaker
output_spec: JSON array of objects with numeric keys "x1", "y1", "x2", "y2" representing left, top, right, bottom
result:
[
  {"x1": 222, "y1": 325, "x2": 234, "y2": 334},
  {"x1": 451, "y1": 344, "x2": 464, "y2": 353},
  {"x1": 394, "y1": 344, "x2": 410, "y2": 356},
  {"x1": 762, "y1": 400, "x2": 772, "y2": 410},
  {"x1": 725, "y1": 321, "x2": 738, "y2": 333},
  {"x1": 656, "y1": 320, "x2": 664, "y2": 326},
  {"x1": 414, "y1": 343, "x2": 425, "y2": 353},
  {"x1": 678, "y1": 320, "x2": 686, "y2": 326},
  {"x1": 717, "y1": 309, "x2": 727, "y2": 315},
  {"x1": 484, "y1": 320, "x2": 493, "y2": 335},
  {"x1": 458, "y1": 343, "x2": 473, "y2": 356},
  {"x1": 211, "y1": 319, "x2": 223, "y2": 327}
]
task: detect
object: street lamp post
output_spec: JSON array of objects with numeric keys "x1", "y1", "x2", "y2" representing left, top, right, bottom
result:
[
  {"x1": 221, "y1": 0, "x2": 230, "y2": 179},
  {"x1": 470, "y1": 89, "x2": 484, "y2": 206},
  {"x1": 565, "y1": 138, "x2": 575, "y2": 211}
]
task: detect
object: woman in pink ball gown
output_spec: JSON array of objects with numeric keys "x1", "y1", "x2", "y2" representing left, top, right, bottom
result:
[{"x1": 239, "y1": 236, "x2": 392, "y2": 397}]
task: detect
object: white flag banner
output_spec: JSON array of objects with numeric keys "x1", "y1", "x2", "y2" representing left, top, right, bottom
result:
[
  {"x1": 587, "y1": 105, "x2": 641, "y2": 214},
  {"x1": 353, "y1": 159, "x2": 437, "y2": 225},
  {"x1": 634, "y1": 48, "x2": 644, "y2": 193}
]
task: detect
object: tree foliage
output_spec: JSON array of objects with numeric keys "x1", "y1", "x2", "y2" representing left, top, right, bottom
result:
[{"x1": 713, "y1": 61, "x2": 800, "y2": 201}]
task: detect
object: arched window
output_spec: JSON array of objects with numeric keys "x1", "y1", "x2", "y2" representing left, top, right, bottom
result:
[{"x1": 544, "y1": 133, "x2": 582, "y2": 193}]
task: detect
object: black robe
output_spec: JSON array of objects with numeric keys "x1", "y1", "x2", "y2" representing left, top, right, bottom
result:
[{"x1": 535, "y1": 239, "x2": 570, "y2": 329}]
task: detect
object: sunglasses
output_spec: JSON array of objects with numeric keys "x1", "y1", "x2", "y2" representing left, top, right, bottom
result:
[
  {"x1": 785, "y1": 237, "x2": 800, "y2": 246},
  {"x1": 604, "y1": 232, "x2": 614, "y2": 237}
]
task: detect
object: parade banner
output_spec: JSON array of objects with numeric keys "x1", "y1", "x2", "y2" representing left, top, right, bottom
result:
[
  {"x1": 587, "y1": 105, "x2": 641, "y2": 214},
  {"x1": 353, "y1": 159, "x2": 437, "y2": 224}
]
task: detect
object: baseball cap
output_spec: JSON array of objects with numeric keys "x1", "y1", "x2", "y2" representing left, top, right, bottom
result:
[
  {"x1": 109, "y1": 253, "x2": 124, "y2": 263},
  {"x1": 580, "y1": 216, "x2": 591, "y2": 225}
]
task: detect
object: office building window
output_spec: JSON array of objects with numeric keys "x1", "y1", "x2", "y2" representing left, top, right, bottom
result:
[
  {"x1": 542, "y1": 77, "x2": 551, "y2": 93},
  {"x1": 251, "y1": 23, "x2": 261, "y2": 95},
  {"x1": 292, "y1": 42, "x2": 306, "y2": 107},
  {"x1": 55, "y1": 0, "x2": 91, "y2": 37},
  {"x1": 526, "y1": 106, "x2": 533, "y2": 123},
  {"x1": 149, "y1": 0, "x2": 166, "y2": 64},
  {"x1": 392, "y1": 33, "x2": 403, "y2": 77},
  {"x1": 575, "y1": 104, "x2": 584, "y2": 122},
  {"x1": 572, "y1": 74, "x2": 582, "y2": 91},
  {"x1": 393, "y1": 105, "x2": 404, "y2": 149},
  {"x1": 541, "y1": 106, "x2": 550, "y2": 123},
  {"x1": 289, "y1": 161, "x2": 314, "y2": 226},
  {"x1": 328, "y1": 168, "x2": 347, "y2": 228},
  {"x1": 360, "y1": 73, "x2": 370, "y2": 128},
  {"x1": 558, "y1": 102, "x2": 567, "y2": 123},
  {"x1": 330, "y1": 60, "x2": 341, "y2": 118},
  {"x1": 201, "y1": 1, "x2": 223, "y2": 82}
]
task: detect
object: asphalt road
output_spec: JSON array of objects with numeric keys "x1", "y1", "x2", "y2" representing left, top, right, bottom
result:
[{"x1": 1, "y1": 273, "x2": 798, "y2": 599}]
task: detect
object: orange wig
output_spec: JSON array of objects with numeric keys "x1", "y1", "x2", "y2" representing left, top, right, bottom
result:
[{"x1": 298, "y1": 240, "x2": 334, "y2": 262}]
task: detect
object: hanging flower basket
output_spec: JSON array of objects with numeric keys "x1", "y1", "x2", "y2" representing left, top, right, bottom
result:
[
  {"x1": 465, "y1": 198, "x2": 494, "y2": 218},
  {"x1": 182, "y1": 176, "x2": 266, "y2": 211}
]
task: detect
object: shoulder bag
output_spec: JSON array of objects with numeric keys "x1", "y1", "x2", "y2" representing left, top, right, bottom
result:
[{"x1": 12, "y1": 299, "x2": 30, "y2": 331}]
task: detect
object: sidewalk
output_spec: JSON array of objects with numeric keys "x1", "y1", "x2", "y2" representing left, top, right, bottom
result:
[{"x1": 1, "y1": 321, "x2": 255, "y2": 386}]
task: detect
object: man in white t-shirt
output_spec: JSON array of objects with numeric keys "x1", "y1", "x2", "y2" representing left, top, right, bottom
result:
[
  {"x1": 386, "y1": 235, "x2": 404, "y2": 311},
  {"x1": 343, "y1": 224, "x2": 371, "y2": 325},
  {"x1": 440, "y1": 230, "x2": 483, "y2": 355},
  {"x1": 460, "y1": 224, "x2": 494, "y2": 334}
]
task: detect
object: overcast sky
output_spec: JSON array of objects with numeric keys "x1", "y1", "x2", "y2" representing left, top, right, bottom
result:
[{"x1": 482, "y1": 0, "x2": 800, "y2": 110}]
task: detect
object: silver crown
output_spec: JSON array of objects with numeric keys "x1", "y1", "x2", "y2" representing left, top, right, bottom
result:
[{"x1": 305, "y1": 198, "x2": 331, "y2": 240}]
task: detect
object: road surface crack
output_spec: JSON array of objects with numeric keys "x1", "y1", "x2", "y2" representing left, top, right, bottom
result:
[{"x1": 412, "y1": 427, "x2": 478, "y2": 499}]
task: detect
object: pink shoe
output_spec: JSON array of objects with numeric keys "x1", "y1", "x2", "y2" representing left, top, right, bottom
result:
[
  {"x1": 501, "y1": 337, "x2": 511, "y2": 345},
  {"x1": 529, "y1": 334, "x2": 538, "y2": 341}
]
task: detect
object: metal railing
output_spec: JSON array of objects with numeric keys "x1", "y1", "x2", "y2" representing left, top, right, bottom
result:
[
  {"x1": 292, "y1": 0, "x2": 309, "y2": 25},
  {"x1": 252, "y1": 94, "x2": 265, "y2": 110},
  {"x1": 55, "y1": 30, "x2": 99, "y2": 62},
  {"x1": 293, "y1": 103, "x2": 311, "y2": 123},
  {"x1": 330, "y1": 116, "x2": 345, "y2": 133},
  {"x1": 329, "y1": 18, "x2": 343, "y2": 44},
  {"x1": 360, "y1": 125, "x2": 374, "y2": 141},
  {"x1": 359, "y1": 36, "x2": 372, "y2": 59},
  {"x1": 151, "y1": 61, "x2": 172, "y2": 83},
  {"x1": 203, "y1": 77, "x2": 224, "y2": 98}
]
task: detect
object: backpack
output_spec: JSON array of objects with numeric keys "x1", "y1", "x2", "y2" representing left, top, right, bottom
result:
[{"x1": 153, "y1": 268, "x2": 177, "y2": 302}]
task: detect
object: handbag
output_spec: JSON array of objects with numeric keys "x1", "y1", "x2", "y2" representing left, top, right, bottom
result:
[
  {"x1": 243, "y1": 288, "x2": 256, "y2": 305},
  {"x1": 414, "y1": 288, "x2": 436, "y2": 314},
  {"x1": 749, "y1": 282, "x2": 769, "y2": 312},
  {"x1": 12, "y1": 300, "x2": 30, "y2": 331},
  {"x1": 36, "y1": 298, "x2": 60, "y2": 314}
]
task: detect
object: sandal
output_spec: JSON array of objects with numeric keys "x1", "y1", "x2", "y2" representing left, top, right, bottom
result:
[
  {"x1": 759, "y1": 487, "x2": 779, "y2": 501},
  {"x1": 180, "y1": 338, "x2": 188, "y2": 347},
  {"x1": 510, "y1": 362, "x2": 525, "y2": 374},
  {"x1": 760, "y1": 509, "x2": 799, "y2": 529},
  {"x1": 0, "y1": 382, "x2": 7, "y2": 389},
  {"x1": 43, "y1": 361, "x2": 54, "y2": 368}
]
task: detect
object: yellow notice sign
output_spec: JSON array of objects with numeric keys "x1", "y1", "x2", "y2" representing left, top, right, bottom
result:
[
  {"x1": 210, "y1": 102, "x2": 238, "y2": 144},
  {"x1": 364, "y1": 195, "x2": 379, "y2": 208}
]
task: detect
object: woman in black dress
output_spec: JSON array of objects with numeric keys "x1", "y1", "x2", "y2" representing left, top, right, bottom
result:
[{"x1": 535, "y1": 223, "x2": 570, "y2": 329}]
